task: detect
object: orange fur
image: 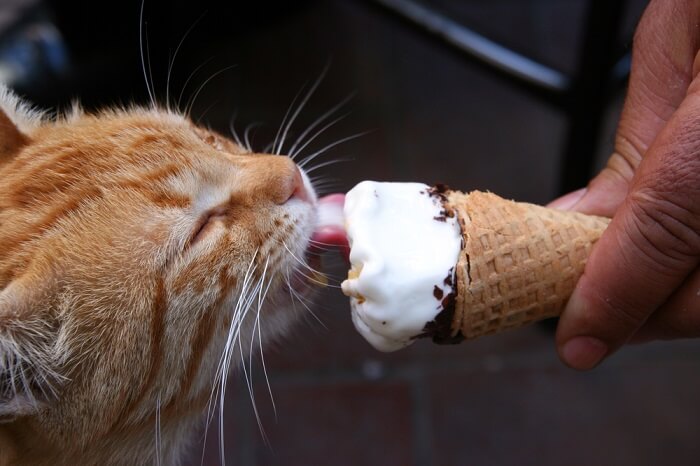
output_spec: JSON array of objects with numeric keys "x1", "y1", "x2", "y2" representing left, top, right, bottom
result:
[{"x1": 0, "y1": 87, "x2": 319, "y2": 465}]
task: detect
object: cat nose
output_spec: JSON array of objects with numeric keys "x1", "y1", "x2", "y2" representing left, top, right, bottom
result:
[
  {"x1": 285, "y1": 166, "x2": 310, "y2": 204},
  {"x1": 242, "y1": 155, "x2": 310, "y2": 204}
]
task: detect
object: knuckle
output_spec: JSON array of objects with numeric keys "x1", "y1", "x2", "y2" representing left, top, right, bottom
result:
[{"x1": 626, "y1": 188, "x2": 700, "y2": 266}]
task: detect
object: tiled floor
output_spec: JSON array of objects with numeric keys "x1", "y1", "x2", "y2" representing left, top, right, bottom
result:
[{"x1": 20, "y1": 0, "x2": 700, "y2": 465}]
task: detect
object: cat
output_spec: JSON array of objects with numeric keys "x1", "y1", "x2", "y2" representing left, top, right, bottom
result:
[{"x1": 0, "y1": 85, "x2": 337, "y2": 465}]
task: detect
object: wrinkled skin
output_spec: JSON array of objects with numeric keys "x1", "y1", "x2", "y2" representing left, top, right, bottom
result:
[{"x1": 550, "y1": 0, "x2": 700, "y2": 370}]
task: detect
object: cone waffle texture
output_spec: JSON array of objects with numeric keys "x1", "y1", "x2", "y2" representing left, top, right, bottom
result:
[{"x1": 444, "y1": 190, "x2": 610, "y2": 340}]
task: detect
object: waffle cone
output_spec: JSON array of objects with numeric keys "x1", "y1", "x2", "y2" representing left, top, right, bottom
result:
[{"x1": 442, "y1": 190, "x2": 610, "y2": 340}]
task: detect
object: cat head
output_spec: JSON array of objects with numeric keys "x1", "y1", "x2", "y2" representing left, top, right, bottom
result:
[{"x1": 0, "y1": 86, "x2": 328, "y2": 458}]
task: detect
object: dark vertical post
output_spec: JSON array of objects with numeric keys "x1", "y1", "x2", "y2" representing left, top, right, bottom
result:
[{"x1": 559, "y1": 0, "x2": 626, "y2": 194}]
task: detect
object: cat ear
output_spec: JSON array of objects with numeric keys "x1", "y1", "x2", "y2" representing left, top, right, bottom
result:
[
  {"x1": 0, "y1": 279, "x2": 59, "y2": 420},
  {"x1": 0, "y1": 85, "x2": 42, "y2": 161}
]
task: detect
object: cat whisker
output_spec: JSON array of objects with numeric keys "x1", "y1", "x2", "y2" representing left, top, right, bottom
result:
[
  {"x1": 177, "y1": 57, "x2": 214, "y2": 111},
  {"x1": 297, "y1": 132, "x2": 368, "y2": 169},
  {"x1": 185, "y1": 65, "x2": 237, "y2": 117},
  {"x1": 217, "y1": 277, "x2": 261, "y2": 465},
  {"x1": 195, "y1": 101, "x2": 218, "y2": 125},
  {"x1": 139, "y1": 0, "x2": 156, "y2": 107},
  {"x1": 281, "y1": 242, "x2": 342, "y2": 289},
  {"x1": 289, "y1": 92, "x2": 355, "y2": 159},
  {"x1": 228, "y1": 112, "x2": 245, "y2": 149},
  {"x1": 253, "y1": 259, "x2": 277, "y2": 423},
  {"x1": 303, "y1": 157, "x2": 353, "y2": 175},
  {"x1": 305, "y1": 241, "x2": 337, "y2": 251},
  {"x1": 284, "y1": 270, "x2": 327, "y2": 329},
  {"x1": 273, "y1": 62, "x2": 330, "y2": 156},
  {"x1": 272, "y1": 84, "x2": 306, "y2": 156},
  {"x1": 165, "y1": 12, "x2": 206, "y2": 112},
  {"x1": 202, "y1": 251, "x2": 259, "y2": 465},
  {"x1": 244, "y1": 123, "x2": 262, "y2": 152},
  {"x1": 291, "y1": 114, "x2": 347, "y2": 160}
]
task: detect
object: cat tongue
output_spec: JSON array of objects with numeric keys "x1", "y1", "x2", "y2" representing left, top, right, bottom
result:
[{"x1": 313, "y1": 194, "x2": 348, "y2": 258}]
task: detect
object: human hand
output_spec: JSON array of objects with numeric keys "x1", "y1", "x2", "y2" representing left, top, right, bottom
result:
[{"x1": 549, "y1": 0, "x2": 700, "y2": 370}]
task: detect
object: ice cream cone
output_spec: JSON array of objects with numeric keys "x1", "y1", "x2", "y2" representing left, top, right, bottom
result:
[{"x1": 441, "y1": 190, "x2": 610, "y2": 340}]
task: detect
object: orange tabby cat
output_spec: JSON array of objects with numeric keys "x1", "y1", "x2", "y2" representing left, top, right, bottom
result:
[{"x1": 0, "y1": 86, "x2": 337, "y2": 465}]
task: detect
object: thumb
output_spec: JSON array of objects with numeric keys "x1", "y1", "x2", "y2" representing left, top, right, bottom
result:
[{"x1": 556, "y1": 93, "x2": 700, "y2": 370}]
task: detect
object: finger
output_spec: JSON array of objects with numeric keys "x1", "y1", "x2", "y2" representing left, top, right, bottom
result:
[
  {"x1": 614, "y1": 0, "x2": 699, "y2": 163},
  {"x1": 631, "y1": 267, "x2": 700, "y2": 343},
  {"x1": 558, "y1": 0, "x2": 700, "y2": 218},
  {"x1": 556, "y1": 89, "x2": 700, "y2": 370}
]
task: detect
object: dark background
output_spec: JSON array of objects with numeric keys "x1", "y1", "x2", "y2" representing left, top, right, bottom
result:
[{"x1": 6, "y1": 1, "x2": 700, "y2": 465}]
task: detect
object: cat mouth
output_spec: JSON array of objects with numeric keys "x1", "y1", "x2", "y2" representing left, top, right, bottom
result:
[
  {"x1": 288, "y1": 194, "x2": 347, "y2": 293},
  {"x1": 311, "y1": 193, "x2": 348, "y2": 258}
]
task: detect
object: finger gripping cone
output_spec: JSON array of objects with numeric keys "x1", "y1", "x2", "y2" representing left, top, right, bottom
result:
[{"x1": 444, "y1": 190, "x2": 610, "y2": 340}]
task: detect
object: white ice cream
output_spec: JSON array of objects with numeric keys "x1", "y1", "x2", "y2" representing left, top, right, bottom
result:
[{"x1": 341, "y1": 181, "x2": 462, "y2": 352}]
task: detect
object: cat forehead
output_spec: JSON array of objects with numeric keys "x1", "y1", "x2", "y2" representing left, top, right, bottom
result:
[
  {"x1": 49, "y1": 108, "x2": 199, "y2": 141},
  {"x1": 27, "y1": 108, "x2": 224, "y2": 165}
]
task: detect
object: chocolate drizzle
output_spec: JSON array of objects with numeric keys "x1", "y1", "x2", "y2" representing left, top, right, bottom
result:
[
  {"x1": 413, "y1": 185, "x2": 464, "y2": 345},
  {"x1": 417, "y1": 267, "x2": 464, "y2": 345}
]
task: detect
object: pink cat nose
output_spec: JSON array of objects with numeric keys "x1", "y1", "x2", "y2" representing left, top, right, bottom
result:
[{"x1": 284, "y1": 166, "x2": 310, "y2": 204}]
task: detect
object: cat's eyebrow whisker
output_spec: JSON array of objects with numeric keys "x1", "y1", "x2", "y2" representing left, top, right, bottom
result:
[
  {"x1": 195, "y1": 101, "x2": 219, "y2": 125},
  {"x1": 228, "y1": 112, "x2": 245, "y2": 148},
  {"x1": 244, "y1": 122, "x2": 262, "y2": 152},
  {"x1": 165, "y1": 12, "x2": 206, "y2": 112},
  {"x1": 139, "y1": 0, "x2": 156, "y2": 108},
  {"x1": 177, "y1": 57, "x2": 214, "y2": 111},
  {"x1": 274, "y1": 63, "x2": 330, "y2": 156},
  {"x1": 289, "y1": 92, "x2": 356, "y2": 159},
  {"x1": 297, "y1": 132, "x2": 368, "y2": 169},
  {"x1": 185, "y1": 65, "x2": 237, "y2": 117}
]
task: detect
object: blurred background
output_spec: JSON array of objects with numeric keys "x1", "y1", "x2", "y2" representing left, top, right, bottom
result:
[{"x1": 3, "y1": 0, "x2": 700, "y2": 465}]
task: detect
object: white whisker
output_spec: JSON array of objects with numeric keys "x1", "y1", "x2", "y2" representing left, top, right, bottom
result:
[
  {"x1": 298, "y1": 132, "x2": 368, "y2": 169},
  {"x1": 304, "y1": 157, "x2": 353, "y2": 174},
  {"x1": 185, "y1": 65, "x2": 236, "y2": 117},
  {"x1": 288, "y1": 92, "x2": 355, "y2": 159},
  {"x1": 139, "y1": 0, "x2": 155, "y2": 107},
  {"x1": 166, "y1": 12, "x2": 205, "y2": 112},
  {"x1": 195, "y1": 101, "x2": 218, "y2": 125},
  {"x1": 274, "y1": 63, "x2": 330, "y2": 155},
  {"x1": 282, "y1": 242, "x2": 342, "y2": 289},
  {"x1": 228, "y1": 113, "x2": 244, "y2": 148},
  {"x1": 244, "y1": 123, "x2": 262, "y2": 152},
  {"x1": 201, "y1": 251, "x2": 258, "y2": 466},
  {"x1": 177, "y1": 57, "x2": 214, "y2": 111},
  {"x1": 285, "y1": 275, "x2": 327, "y2": 329}
]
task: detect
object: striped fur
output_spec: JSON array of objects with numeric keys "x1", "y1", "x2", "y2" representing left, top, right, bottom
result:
[{"x1": 0, "y1": 88, "x2": 319, "y2": 465}]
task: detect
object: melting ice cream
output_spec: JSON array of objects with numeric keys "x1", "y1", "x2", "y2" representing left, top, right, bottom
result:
[{"x1": 341, "y1": 181, "x2": 462, "y2": 351}]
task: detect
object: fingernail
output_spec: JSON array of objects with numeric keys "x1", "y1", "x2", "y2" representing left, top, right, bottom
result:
[
  {"x1": 561, "y1": 336, "x2": 608, "y2": 370},
  {"x1": 548, "y1": 188, "x2": 587, "y2": 211}
]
